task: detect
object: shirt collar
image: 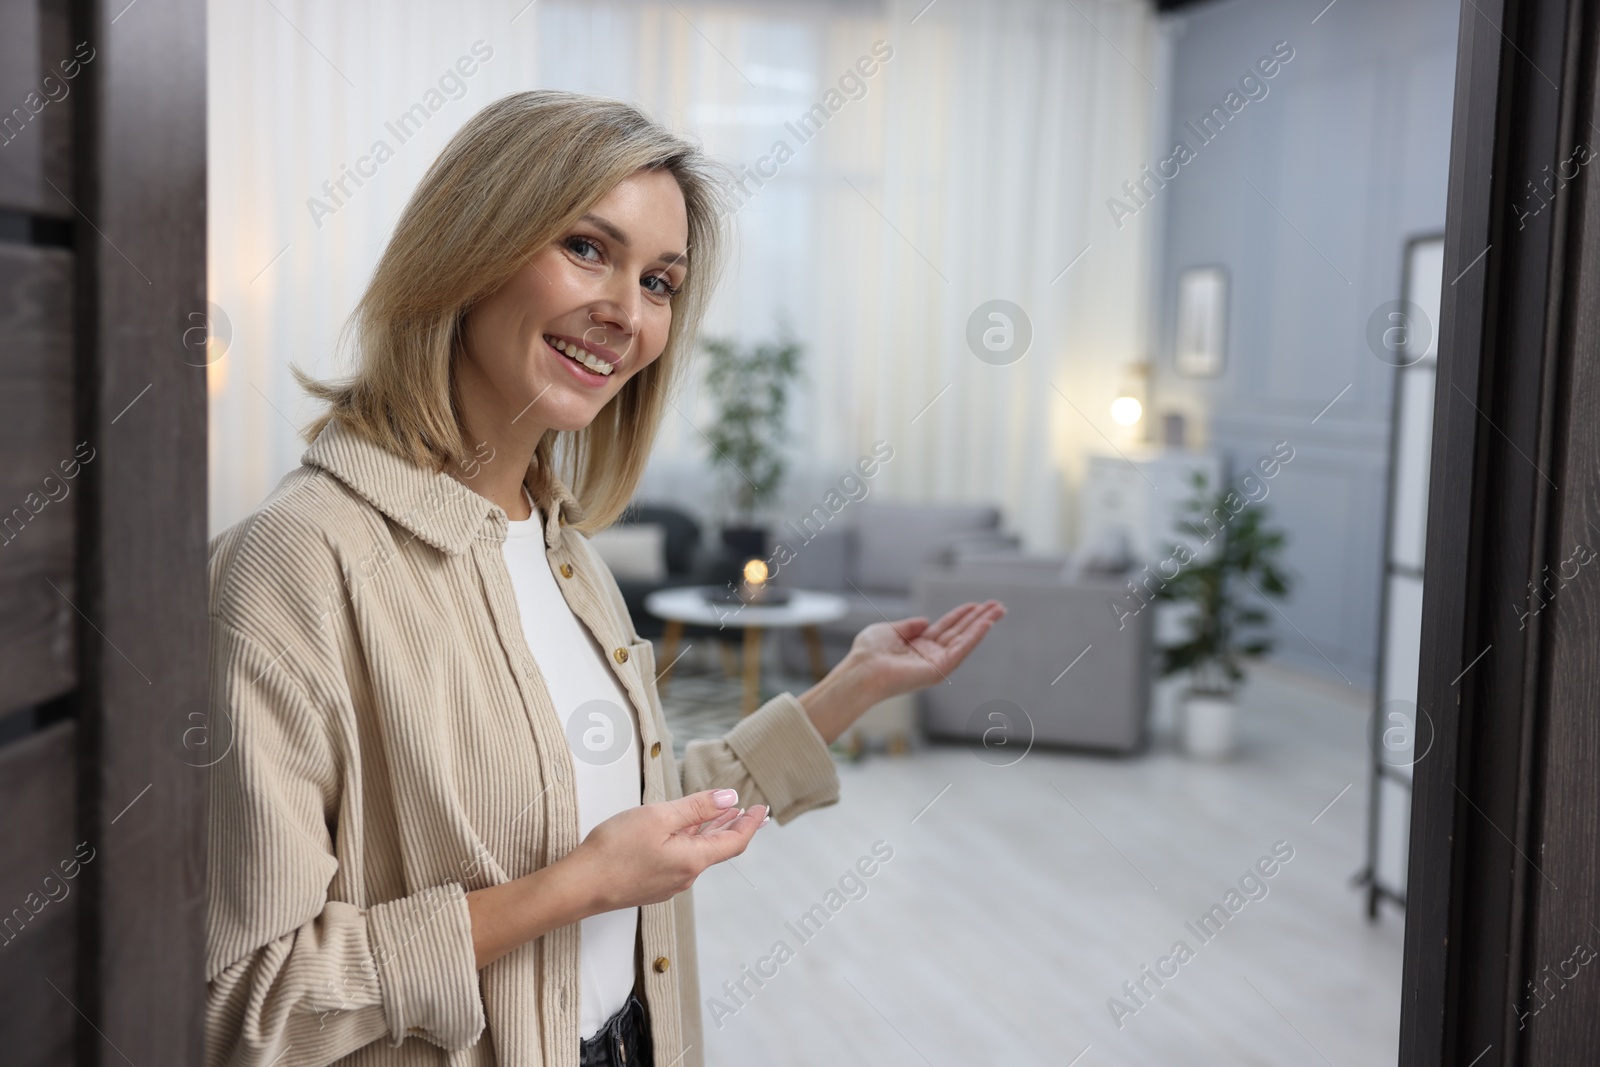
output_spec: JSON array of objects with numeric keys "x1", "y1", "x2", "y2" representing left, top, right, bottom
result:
[{"x1": 302, "y1": 417, "x2": 584, "y2": 555}]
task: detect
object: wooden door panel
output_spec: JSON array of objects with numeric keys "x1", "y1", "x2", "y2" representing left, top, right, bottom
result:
[
  {"x1": 0, "y1": 721, "x2": 80, "y2": 1064},
  {"x1": 0, "y1": 244, "x2": 76, "y2": 715},
  {"x1": 0, "y1": 0, "x2": 77, "y2": 218}
]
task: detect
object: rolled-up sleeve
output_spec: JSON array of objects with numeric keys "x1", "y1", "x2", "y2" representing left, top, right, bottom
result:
[
  {"x1": 365, "y1": 884, "x2": 481, "y2": 1047},
  {"x1": 679, "y1": 691, "x2": 842, "y2": 826},
  {"x1": 205, "y1": 618, "x2": 484, "y2": 1067}
]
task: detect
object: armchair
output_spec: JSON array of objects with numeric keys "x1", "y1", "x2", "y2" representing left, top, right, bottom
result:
[{"x1": 913, "y1": 553, "x2": 1151, "y2": 753}]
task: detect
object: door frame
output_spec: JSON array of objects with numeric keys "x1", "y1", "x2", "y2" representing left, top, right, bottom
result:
[{"x1": 1402, "y1": 0, "x2": 1600, "y2": 1063}]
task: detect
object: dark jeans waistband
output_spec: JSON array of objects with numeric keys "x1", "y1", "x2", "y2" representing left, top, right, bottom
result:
[{"x1": 578, "y1": 990, "x2": 653, "y2": 1067}]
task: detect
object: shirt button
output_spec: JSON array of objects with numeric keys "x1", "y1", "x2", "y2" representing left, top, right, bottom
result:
[
  {"x1": 614, "y1": 647, "x2": 629, "y2": 664},
  {"x1": 653, "y1": 955, "x2": 670, "y2": 973},
  {"x1": 560, "y1": 563, "x2": 573, "y2": 578},
  {"x1": 650, "y1": 741, "x2": 661, "y2": 758}
]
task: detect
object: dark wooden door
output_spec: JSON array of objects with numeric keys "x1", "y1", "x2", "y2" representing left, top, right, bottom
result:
[
  {"x1": 0, "y1": 0, "x2": 206, "y2": 1063},
  {"x1": 1402, "y1": 0, "x2": 1600, "y2": 1064}
]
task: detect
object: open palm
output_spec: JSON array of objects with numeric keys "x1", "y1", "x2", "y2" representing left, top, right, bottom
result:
[{"x1": 849, "y1": 599, "x2": 1006, "y2": 701}]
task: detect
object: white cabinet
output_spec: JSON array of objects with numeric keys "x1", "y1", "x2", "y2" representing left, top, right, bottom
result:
[{"x1": 1077, "y1": 449, "x2": 1224, "y2": 566}]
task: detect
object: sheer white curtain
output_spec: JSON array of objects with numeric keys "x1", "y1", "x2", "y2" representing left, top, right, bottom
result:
[{"x1": 208, "y1": 0, "x2": 1163, "y2": 550}]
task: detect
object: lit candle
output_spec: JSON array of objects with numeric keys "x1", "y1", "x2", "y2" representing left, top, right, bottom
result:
[{"x1": 742, "y1": 558, "x2": 769, "y2": 602}]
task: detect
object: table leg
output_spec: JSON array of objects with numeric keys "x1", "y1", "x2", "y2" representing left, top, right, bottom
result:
[
  {"x1": 802, "y1": 625, "x2": 828, "y2": 682},
  {"x1": 658, "y1": 620, "x2": 684, "y2": 694},
  {"x1": 715, "y1": 639, "x2": 740, "y2": 679},
  {"x1": 742, "y1": 626, "x2": 764, "y2": 715}
]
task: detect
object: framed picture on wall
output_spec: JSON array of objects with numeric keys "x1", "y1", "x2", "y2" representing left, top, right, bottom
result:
[{"x1": 1174, "y1": 265, "x2": 1229, "y2": 377}]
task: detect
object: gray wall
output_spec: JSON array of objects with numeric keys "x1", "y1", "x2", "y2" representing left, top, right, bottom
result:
[{"x1": 1152, "y1": 0, "x2": 1460, "y2": 690}]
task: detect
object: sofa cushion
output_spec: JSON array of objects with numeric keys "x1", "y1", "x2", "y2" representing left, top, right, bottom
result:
[
  {"x1": 852, "y1": 502, "x2": 1003, "y2": 593},
  {"x1": 590, "y1": 523, "x2": 667, "y2": 582},
  {"x1": 616, "y1": 502, "x2": 702, "y2": 575}
]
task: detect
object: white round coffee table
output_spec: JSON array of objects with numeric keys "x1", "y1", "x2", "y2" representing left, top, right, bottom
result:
[{"x1": 644, "y1": 587, "x2": 849, "y2": 714}]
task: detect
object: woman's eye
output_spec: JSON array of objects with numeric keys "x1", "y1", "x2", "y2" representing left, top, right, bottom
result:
[
  {"x1": 643, "y1": 275, "x2": 679, "y2": 298},
  {"x1": 564, "y1": 236, "x2": 601, "y2": 261}
]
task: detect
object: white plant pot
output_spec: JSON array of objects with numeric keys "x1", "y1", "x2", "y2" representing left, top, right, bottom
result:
[{"x1": 1181, "y1": 694, "x2": 1238, "y2": 760}]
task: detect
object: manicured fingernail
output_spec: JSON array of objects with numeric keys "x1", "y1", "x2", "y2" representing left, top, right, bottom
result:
[
  {"x1": 713, "y1": 789, "x2": 738, "y2": 807},
  {"x1": 761, "y1": 809, "x2": 771, "y2": 825}
]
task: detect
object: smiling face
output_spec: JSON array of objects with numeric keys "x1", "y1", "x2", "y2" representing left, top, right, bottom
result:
[{"x1": 457, "y1": 167, "x2": 690, "y2": 437}]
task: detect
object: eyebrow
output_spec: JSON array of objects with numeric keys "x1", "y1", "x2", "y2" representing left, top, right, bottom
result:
[{"x1": 579, "y1": 212, "x2": 688, "y2": 269}]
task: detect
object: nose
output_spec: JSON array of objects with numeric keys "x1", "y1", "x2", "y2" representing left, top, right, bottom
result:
[{"x1": 584, "y1": 278, "x2": 639, "y2": 356}]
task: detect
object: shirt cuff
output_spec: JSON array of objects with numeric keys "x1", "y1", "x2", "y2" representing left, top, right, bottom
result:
[
  {"x1": 365, "y1": 883, "x2": 485, "y2": 1049},
  {"x1": 723, "y1": 691, "x2": 842, "y2": 825}
]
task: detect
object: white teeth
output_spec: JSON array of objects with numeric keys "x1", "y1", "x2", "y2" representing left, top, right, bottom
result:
[{"x1": 546, "y1": 335, "x2": 613, "y2": 376}]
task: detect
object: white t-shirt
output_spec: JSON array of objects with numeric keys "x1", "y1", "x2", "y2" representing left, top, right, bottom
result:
[{"x1": 502, "y1": 486, "x2": 642, "y2": 1040}]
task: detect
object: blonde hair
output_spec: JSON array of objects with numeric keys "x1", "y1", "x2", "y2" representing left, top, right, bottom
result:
[{"x1": 295, "y1": 90, "x2": 729, "y2": 533}]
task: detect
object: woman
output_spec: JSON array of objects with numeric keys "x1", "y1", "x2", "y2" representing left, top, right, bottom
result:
[{"x1": 206, "y1": 90, "x2": 1005, "y2": 1067}]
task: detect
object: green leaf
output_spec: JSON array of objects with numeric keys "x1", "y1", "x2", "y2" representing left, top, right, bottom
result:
[
  {"x1": 1153, "y1": 462, "x2": 1294, "y2": 689},
  {"x1": 699, "y1": 326, "x2": 805, "y2": 522}
]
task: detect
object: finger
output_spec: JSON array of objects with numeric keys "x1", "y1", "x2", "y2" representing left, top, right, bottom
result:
[
  {"x1": 666, "y1": 788, "x2": 741, "y2": 830},
  {"x1": 929, "y1": 602, "x2": 983, "y2": 639},
  {"x1": 947, "y1": 599, "x2": 1000, "y2": 633},
  {"x1": 689, "y1": 805, "x2": 768, "y2": 864},
  {"x1": 694, "y1": 807, "x2": 742, "y2": 835},
  {"x1": 888, "y1": 617, "x2": 930, "y2": 644},
  {"x1": 920, "y1": 601, "x2": 982, "y2": 642},
  {"x1": 688, "y1": 810, "x2": 735, "y2": 836},
  {"x1": 931, "y1": 600, "x2": 999, "y2": 647},
  {"x1": 926, "y1": 602, "x2": 1001, "y2": 662},
  {"x1": 957, "y1": 601, "x2": 1006, "y2": 639},
  {"x1": 706, "y1": 803, "x2": 770, "y2": 839}
]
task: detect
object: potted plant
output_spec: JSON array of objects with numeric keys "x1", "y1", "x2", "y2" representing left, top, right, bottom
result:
[
  {"x1": 700, "y1": 322, "x2": 802, "y2": 565},
  {"x1": 1153, "y1": 472, "x2": 1292, "y2": 759}
]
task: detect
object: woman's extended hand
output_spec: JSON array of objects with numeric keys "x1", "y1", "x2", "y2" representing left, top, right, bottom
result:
[
  {"x1": 848, "y1": 599, "x2": 1007, "y2": 701},
  {"x1": 566, "y1": 788, "x2": 768, "y2": 913},
  {"x1": 796, "y1": 599, "x2": 1006, "y2": 747}
]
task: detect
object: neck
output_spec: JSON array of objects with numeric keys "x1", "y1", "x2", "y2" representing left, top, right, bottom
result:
[{"x1": 449, "y1": 364, "x2": 547, "y2": 522}]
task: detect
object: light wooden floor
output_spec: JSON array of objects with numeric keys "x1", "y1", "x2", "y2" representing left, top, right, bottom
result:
[{"x1": 674, "y1": 660, "x2": 1404, "y2": 1066}]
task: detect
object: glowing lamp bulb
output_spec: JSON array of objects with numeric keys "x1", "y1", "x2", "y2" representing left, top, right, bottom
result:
[
  {"x1": 1110, "y1": 396, "x2": 1143, "y2": 426},
  {"x1": 743, "y1": 558, "x2": 769, "y2": 586}
]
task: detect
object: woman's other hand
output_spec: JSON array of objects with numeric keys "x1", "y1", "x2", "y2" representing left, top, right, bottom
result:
[
  {"x1": 567, "y1": 788, "x2": 768, "y2": 913},
  {"x1": 466, "y1": 789, "x2": 766, "y2": 969}
]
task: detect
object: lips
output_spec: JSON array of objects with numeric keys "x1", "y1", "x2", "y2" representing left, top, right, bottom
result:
[{"x1": 544, "y1": 334, "x2": 617, "y2": 377}]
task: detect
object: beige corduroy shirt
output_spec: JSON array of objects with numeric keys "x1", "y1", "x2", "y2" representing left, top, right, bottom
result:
[{"x1": 205, "y1": 417, "x2": 843, "y2": 1067}]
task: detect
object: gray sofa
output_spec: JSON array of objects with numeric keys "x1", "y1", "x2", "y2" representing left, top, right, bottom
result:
[{"x1": 773, "y1": 502, "x2": 1151, "y2": 755}]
